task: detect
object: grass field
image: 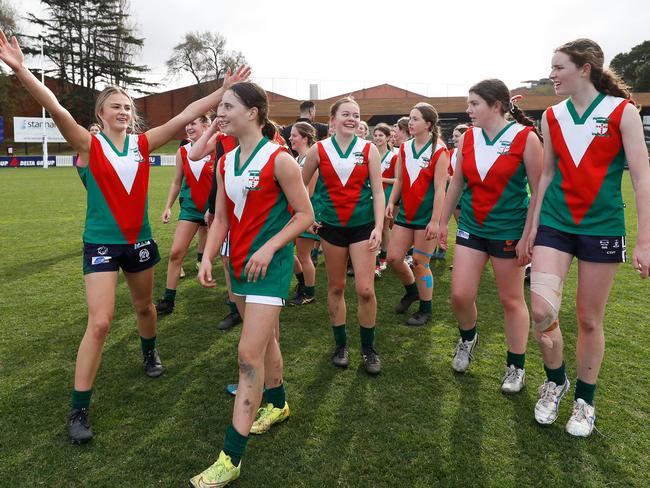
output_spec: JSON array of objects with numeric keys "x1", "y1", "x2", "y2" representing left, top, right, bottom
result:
[{"x1": 1, "y1": 167, "x2": 649, "y2": 487}]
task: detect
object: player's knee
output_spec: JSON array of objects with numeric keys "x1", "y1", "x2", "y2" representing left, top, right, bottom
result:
[
  {"x1": 237, "y1": 348, "x2": 262, "y2": 374},
  {"x1": 451, "y1": 285, "x2": 473, "y2": 310},
  {"x1": 88, "y1": 315, "x2": 112, "y2": 341},
  {"x1": 499, "y1": 294, "x2": 524, "y2": 314},
  {"x1": 329, "y1": 282, "x2": 346, "y2": 299},
  {"x1": 413, "y1": 260, "x2": 432, "y2": 289},
  {"x1": 133, "y1": 300, "x2": 154, "y2": 318},
  {"x1": 169, "y1": 246, "x2": 186, "y2": 263},
  {"x1": 530, "y1": 271, "x2": 563, "y2": 333},
  {"x1": 385, "y1": 249, "x2": 404, "y2": 267},
  {"x1": 355, "y1": 284, "x2": 375, "y2": 303},
  {"x1": 576, "y1": 312, "x2": 602, "y2": 335}
]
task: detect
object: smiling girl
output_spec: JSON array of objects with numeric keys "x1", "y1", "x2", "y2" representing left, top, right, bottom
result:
[
  {"x1": 0, "y1": 30, "x2": 250, "y2": 444},
  {"x1": 192, "y1": 82, "x2": 313, "y2": 486},
  {"x1": 302, "y1": 96, "x2": 385, "y2": 374}
]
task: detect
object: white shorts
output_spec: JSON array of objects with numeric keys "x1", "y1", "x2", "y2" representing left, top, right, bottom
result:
[
  {"x1": 220, "y1": 232, "x2": 230, "y2": 257},
  {"x1": 233, "y1": 293, "x2": 285, "y2": 307}
]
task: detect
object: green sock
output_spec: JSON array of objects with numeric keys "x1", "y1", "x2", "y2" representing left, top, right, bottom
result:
[
  {"x1": 419, "y1": 300, "x2": 432, "y2": 314},
  {"x1": 295, "y1": 272, "x2": 305, "y2": 288},
  {"x1": 223, "y1": 424, "x2": 248, "y2": 466},
  {"x1": 459, "y1": 326, "x2": 476, "y2": 342},
  {"x1": 304, "y1": 286, "x2": 315, "y2": 297},
  {"x1": 71, "y1": 389, "x2": 93, "y2": 409},
  {"x1": 544, "y1": 362, "x2": 566, "y2": 386},
  {"x1": 575, "y1": 379, "x2": 596, "y2": 405},
  {"x1": 140, "y1": 336, "x2": 156, "y2": 355},
  {"x1": 264, "y1": 383, "x2": 286, "y2": 409},
  {"x1": 507, "y1": 351, "x2": 525, "y2": 369},
  {"x1": 404, "y1": 282, "x2": 418, "y2": 296},
  {"x1": 332, "y1": 324, "x2": 347, "y2": 346},
  {"x1": 197, "y1": 252, "x2": 203, "y2": 262},
  {"x1": 163, "y1": 288, "x2": 176, "y2": 301},
  {"x1": 360, "y1": 326, "x2": 375, "y2": 347},
  {"x1": 227, "y1": 300, "x2": 238, "y2": 315}
]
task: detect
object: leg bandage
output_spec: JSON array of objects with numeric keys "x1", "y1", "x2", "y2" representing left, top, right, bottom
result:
[
  {"x1": 414, "y1": 262, "x2": 433, "y2": 289},
  {"x1": 530, "y1": 271, "x2": 564, "y2": 333}
]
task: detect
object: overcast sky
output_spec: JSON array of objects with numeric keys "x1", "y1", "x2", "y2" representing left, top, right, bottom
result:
[{"x1": 18, "y1": 0, "x2": 650, "y2": 100}]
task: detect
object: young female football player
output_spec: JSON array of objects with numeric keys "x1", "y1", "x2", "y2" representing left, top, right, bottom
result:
[
  {"x1": 0, "y1": 30, "x2": 250, "y2": 443},
  {"x1": 386, "y1": 103, "x2": 449, "y2": 326},
  {"x1": 528, "y1": 39, "x2": 650, "y2": 436},
  {"x1": 155, "y1": 115, "x2": 213, "y2": 315},
  {"x1": 192, "y1": 82, "x2": 313, "y2": 486},
  {"x1": 438, "y1": 79, "x2": 542, "y2": 394},
  {"x1": 301, "y1": 96, "x2": 385, "y2": 374},
  {"x1": 288, "y1": 121, "x2": 320, "y2": 306}
]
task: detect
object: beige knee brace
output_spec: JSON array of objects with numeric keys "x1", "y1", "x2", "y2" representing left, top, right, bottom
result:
[{"x1": 530, "y1": 271, "x2": 563, "y2": 333}]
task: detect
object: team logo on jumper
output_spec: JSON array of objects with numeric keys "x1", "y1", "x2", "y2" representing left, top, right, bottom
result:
[
  {"x1": 134, "y1": 240, "x2": 151, "y2": 250},
  {"x1": 353, "y1": 152, "x2": 366, "y2": 166},
  {"x1": 131, "y1": 146, "x2": 145, "y2": 163},
  {"x1": 593, "y1": 117, "x2": 610, "y2": 137},
  {"x1": 497, "y1": 141, "x2": 511, "y2": 155},
  {"x1": 419, "y1": 156, "x2": 431, "y2": 169},
  {"x1": 91, "y1": 256, "x2": 112, "y2": 265},
  {"x1": 139, "y1": 249, "x2": 150, "y2": 262},
  {"x1": 245, "y1": 170, "x2": 261, "y2": 191},
  {"x1": 97, "y1": 246, "x2": 109, "y2": 255}
]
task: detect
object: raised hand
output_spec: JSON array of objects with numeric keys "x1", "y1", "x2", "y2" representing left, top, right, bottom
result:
[
  {"x1": 222, "y1": 65, "x2": 252, "y2": 90},
  {"x1": 0, "y1": 30, "x2": 25, "y2": 71}
]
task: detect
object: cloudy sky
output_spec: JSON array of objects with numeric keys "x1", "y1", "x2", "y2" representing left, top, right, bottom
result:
[{"x1": 18, "y1": 0, "x2": 650, "y2": 99}]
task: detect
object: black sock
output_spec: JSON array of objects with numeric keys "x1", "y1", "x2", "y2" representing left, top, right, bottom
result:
[
  {"x1": 295, "y1": 272, "x2": 305, "y2": 289},
  {"x1": 459, "y1": 327, "x2": 476, "y2": 342},
  {"x1": 507, "y1": 351, "x2": 525, "y2": 369},
  {"x1": 544, "y1": 362, "x2": 566, "y2": 386}
]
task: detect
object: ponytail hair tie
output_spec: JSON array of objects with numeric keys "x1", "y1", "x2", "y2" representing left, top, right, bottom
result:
[{"x1": 509, "y1": 95, "x2": 523, "y2": 114}]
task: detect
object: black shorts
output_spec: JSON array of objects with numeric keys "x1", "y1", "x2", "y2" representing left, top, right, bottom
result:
[
  {"x1": 83, "y1": 240, "x2": 161, "y2": 275},
  {"x1": 455, "y1": 229, "x2": 518, "y2": 259},
  {"x1": 534, "y1": 225, "x2": 626, "y2": 263},
  {"x1": 318, "y1": 222, "x2": 374, "y2": 248},
  {"x1": 394, "y1": 221, "x2": 427, "y2": 231}
]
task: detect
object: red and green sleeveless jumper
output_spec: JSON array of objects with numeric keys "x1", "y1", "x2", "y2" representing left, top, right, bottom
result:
[
  {"x1": 220, "y1": 137, "x2": 294, "y2": 298},
  {"x1": 381, "y1": 149, "x2": 398, "y2": 204},
  {"x1": 459, "y1": 122, "x2": 533, "y2": 240},
  {"x1": 316, "y1": 135, "x2": 374, "y2": 228},
  {"x1": 395, "y1": 138, "x2": 447, "y2": 228},
  {"x1": 77, "y1": 132, "x2": 153, "y2": 244},
  {"x1": 540, "y1": 93, "x2": 629, "y2": 236},
  {"x1": 178, "y1": 141, "x2": 215, "y2": 222}
]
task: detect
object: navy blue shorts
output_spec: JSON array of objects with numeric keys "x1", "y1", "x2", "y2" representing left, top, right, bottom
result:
[
  {"x1": 534, "y1": 225, "x2": 625, "y2": 263},
  {"x1": 83, "y1": 240, "x2": 161, "y2": 275},
  {"x1": 455, "y1": 229, "x2": 519, "y2": 259}
]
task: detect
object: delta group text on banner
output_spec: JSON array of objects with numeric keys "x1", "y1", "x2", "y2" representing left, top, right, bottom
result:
[{"x1": 0, "y1": 156, "x2": 57, "y2": 168}]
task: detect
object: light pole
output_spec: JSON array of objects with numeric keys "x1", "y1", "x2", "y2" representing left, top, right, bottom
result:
[{"x1": 40, "y1": 33, "x2": 49, "y2": 169}]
